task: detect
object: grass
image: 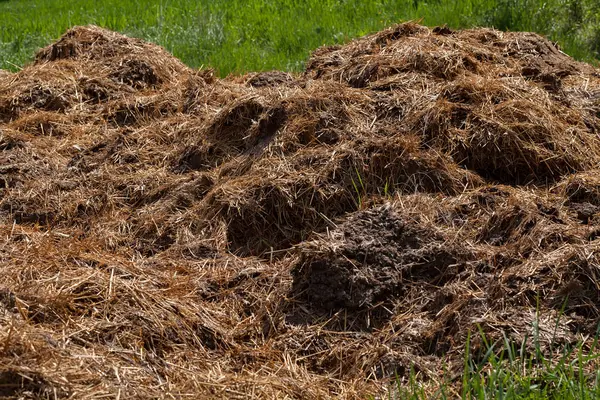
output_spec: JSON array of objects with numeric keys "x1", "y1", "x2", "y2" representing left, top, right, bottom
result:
[
  {"x1": 396, "y1": 334, "x2": 600, "y2": 399},
  {"x1": 392, "y1": 306, "x2": 600, "y2": 399},
  {"x1": 390, "y1": 334, "x2": 600, "y2": 399},
  {"x1": 0, "y1": 0, "x2": 598, "y2": 75}
]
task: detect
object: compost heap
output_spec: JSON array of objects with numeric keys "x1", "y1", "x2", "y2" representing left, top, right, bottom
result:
[{"x1": 1, "y1": 23, "x2": 600, "y2": 399}]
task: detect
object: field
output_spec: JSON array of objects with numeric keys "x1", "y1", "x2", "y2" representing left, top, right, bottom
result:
[
  {"x1": 0, "y1": 0, "x2": 599, "y2": 75},
  {"x1": 2, "y1": 2, "x2": 600, "y2": 400}
]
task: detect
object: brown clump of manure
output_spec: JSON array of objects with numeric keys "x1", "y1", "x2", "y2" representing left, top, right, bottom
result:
[{"x1": 0, "y1": 22, "x2": 600, "y2": 398}]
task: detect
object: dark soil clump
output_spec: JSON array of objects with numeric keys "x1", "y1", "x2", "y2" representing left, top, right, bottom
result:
[{"x1": 292, "y1": 205, "x2": 469, "y2": 315}]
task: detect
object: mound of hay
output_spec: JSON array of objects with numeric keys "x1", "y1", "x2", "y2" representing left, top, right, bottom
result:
[{"x1": 0, "y1": 23, "x2": 599, "y2": 398}]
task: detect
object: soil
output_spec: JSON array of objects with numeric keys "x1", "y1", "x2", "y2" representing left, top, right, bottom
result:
[{"x1": 292, "y1": 205, "x2": 469, "y2": 320}]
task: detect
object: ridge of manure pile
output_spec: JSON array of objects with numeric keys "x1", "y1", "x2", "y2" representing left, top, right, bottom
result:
[{"x1": 0, "y1": 23, "x2": 600, "y2": 399}]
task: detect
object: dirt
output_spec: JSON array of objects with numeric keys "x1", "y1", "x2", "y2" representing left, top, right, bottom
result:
[
  {"x1": 292, "y1": 205, "x2": 469, "y2": 319},
  {"x1": 0, "y1": 23, "x2": 599, "y2": 399}
]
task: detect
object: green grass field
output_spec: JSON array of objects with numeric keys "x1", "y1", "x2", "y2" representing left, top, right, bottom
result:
[
  {"x1": 0, "y1": 0, "x2": 599, "y2": 75},
  {"x1": 397, "y1": 324, "x2": 600, "y2": 399}
]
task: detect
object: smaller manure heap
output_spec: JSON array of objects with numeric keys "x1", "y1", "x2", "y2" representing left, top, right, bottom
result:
[{"x1": 0, "y1": 22, "x2": 600, "y2": 399}]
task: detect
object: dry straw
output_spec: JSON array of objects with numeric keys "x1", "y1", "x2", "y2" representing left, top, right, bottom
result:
[{"x1": 0, "y1": 22, "x2": 599, "y2": 398}]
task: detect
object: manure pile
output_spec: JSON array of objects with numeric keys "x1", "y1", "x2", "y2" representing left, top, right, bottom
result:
[{"x1": 1, "y1": 23, "x2": 600, "y2": 399}]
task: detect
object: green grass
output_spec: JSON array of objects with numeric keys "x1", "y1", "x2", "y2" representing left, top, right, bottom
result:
[
  {"x1": 0, "y1": 0, "x2": 598, "y2": 75},
  {"x1": 395, "y1": 334, "x2": 600, "y2": 399},
  {"x1": 392, "y1": 311, "x2": 600, "y2": 399}
]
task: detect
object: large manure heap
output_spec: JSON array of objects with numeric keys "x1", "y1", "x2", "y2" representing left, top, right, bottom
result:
[{"x1": 1, "y1": 23, "x2": 600, "y2": 398}]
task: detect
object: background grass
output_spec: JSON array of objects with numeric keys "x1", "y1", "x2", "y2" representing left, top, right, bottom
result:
[{"x1": 0, "y1": 0, "x2": 599, "y2": 75}]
